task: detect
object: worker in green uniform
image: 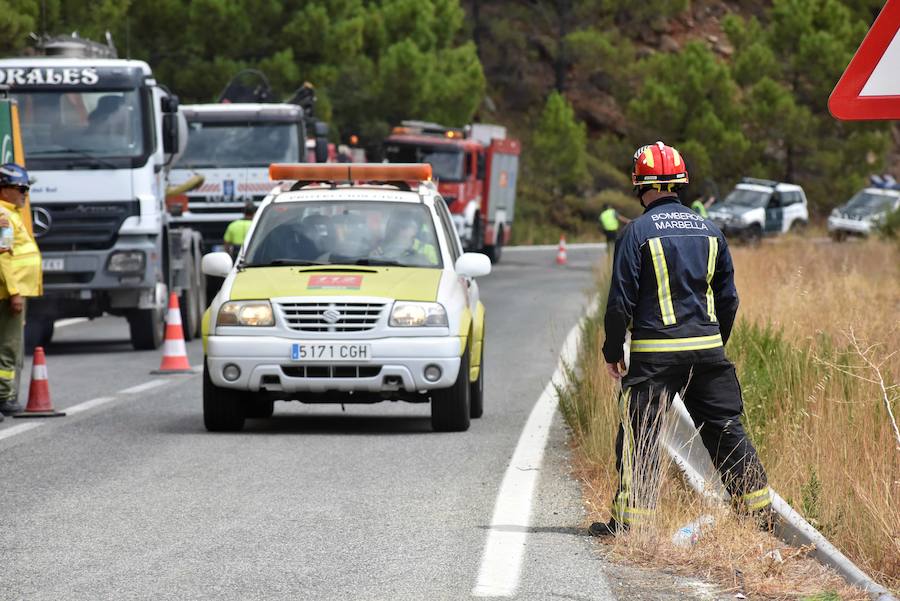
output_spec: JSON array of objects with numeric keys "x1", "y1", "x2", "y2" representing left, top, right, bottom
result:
[
  {"x1": 691, "y1": 194, "x2": 714, "y2": 218},
  {"x1": 0, "y1": 164, "x2": 43, "y2": 420},
  {"x1": 600, "y1": 203, "x2": 629, "y2": 248},
  {"x1": 224, "y1": 200, "x2": 256, "y2": 259}
]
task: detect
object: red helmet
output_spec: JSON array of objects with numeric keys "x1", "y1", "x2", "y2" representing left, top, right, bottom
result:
[{"x1": 632, "y1": 141, "x2": 689, "y2": 187}]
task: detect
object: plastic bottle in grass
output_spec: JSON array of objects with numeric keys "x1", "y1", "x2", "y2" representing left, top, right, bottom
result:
[{"x1": 671, "y1": 514, "x2": 715, "y2": 547}]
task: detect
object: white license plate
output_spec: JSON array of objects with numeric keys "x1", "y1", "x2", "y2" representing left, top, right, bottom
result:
[
  {"x1": 42, "y1": 258, "x2": 65, "y2": 272},
  {"x1": 290, "y1": 343, "x2": 371, "y2": 361}
]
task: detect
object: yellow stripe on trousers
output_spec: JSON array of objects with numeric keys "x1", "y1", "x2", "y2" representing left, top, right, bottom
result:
[
  {"x1": 648, "y1": 238, "x2": 676, "y2": 325},
  {"x1": 706, "y1": 236, "x2": 718, "y2": 321}
]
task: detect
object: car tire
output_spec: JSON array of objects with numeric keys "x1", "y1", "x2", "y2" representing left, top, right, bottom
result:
[
  {"x1": 180, "y1": 285, "x2": 199, "y2": 341},
  {"x1": 790, "y1": 220, "x2": 808, "y2": 235},
  {"x1": 245, "y1": 398, "x2": 274, "y2": 419},
  {"x1": 484, "y1": 226, "x2": 504, "y2": 264},
  {"x1": 745, "y1": 224, "x2": 762, "y2": 246},
  {"x1": 431, "y1": 348, "x2": 471, "y2": 432},
  {"x1": 203, "y1": 360, "x2": 246, "y2": 432},
  {"x1": 470, "y1": 343, "x2": 484, "y2": 419}
]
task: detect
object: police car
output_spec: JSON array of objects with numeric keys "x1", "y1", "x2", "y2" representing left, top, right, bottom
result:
[
  {"x1": 708, "y1": 178, "x2": 809, "y2": 243},
  {"x1": 200, "y1": 163, "x2": 490, "y2": 432},
  {"x1": 828, "y1": 182, "x2": 900, "y2": 241}
]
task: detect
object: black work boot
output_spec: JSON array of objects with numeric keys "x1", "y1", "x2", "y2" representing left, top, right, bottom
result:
[
  {"x1": 0, "y1": 399, "x2": 22, "y2": 416},
  {"x1": 589, "y1": 518, "x2": 629, "y2": 537}
]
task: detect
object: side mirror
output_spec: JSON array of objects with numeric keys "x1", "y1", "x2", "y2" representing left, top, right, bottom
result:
[
  {"x1": 163, "y1": 113, "x2": 179, "y2": 154},
  {"x1": 161, "y1": 94, "x2": 180, "y2": 114},
  {"x1": 476, "y1": 152, "x2": 486, "y2": 180},
  {"x1": 202, "y1": 252, "x2": 234, "y2": 278},
  {"x1": 455, "y1": 252, "x2": 491, "y2": 278},
  {"x1": 314, "y1": 120, "x2": 330, "y2": 163}
]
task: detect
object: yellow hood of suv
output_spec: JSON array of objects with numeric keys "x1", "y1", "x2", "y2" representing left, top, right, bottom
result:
[{"x1": 229, "y1": 266, "x2": 442, "y2": 301}]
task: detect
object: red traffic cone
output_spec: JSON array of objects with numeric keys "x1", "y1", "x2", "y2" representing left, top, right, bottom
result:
[
  {"x1": 151, "y1": 293, "x2": 193, "y2": 374},
  {"x1": 556, "y1": 235, "x2": 568, "y2": 265},
  {"x1": 14, "y1": 347, "x2": 65, "y2": 417}
]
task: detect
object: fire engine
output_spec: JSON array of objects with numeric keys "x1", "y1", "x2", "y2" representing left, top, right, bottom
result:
[{"x1": 383, "y1": 121, "x2": 520, "y2": 263}]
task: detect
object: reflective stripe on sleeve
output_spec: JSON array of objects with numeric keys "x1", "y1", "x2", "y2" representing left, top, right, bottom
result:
[
  {"x1": 706, "y1": 236, "x2": 718, "y2": 322},
  {"x1": 631, "y1": 334, "x2": 723, "y2": 352},
  {"x1": 0, "y1": 368, "x2": 15, "y2": 380},
  {"x1": 648, "y1": 238, "x2": 676, "y2": 325},
  {"x1": 742, "y1": 486, "x2": 772, "y2": 511}
]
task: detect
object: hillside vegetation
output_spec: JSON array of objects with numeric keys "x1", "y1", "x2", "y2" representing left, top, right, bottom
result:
[{"x1": 0, "y1": 0, "x2": 896, "y2": 235}]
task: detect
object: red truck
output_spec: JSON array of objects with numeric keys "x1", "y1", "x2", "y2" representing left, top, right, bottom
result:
[{"x1": 383, "y1": 121, "x2": 520, "y2": 262}]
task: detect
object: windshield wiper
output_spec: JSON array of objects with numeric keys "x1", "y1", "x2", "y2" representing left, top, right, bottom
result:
[
  {"x1": 243, "y1": 259, "x2": 329, "y2": 267},
  {"x1": 353, "y1": 258, "x2": 404, "y2": 267},
  {"x1": 29, "y1": 147, "x2": 119, "y2": 169}
]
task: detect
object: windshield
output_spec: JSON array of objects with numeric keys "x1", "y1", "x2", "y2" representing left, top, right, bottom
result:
[
  {"x1": 845, "y1": 191, "x2": 897, "y2": 213},
  {"x1": 722, "y1": 188, "x2": 771, "y2": 208},
  {"x1": 383, "y1": 143, "x2": 465, "y2": 182},
  {"x1": 177, "y1": 122, "x2": 300, "y2": 168},
  {"x1": 244, "y1": 201, "x2": 442, "y2": 268},
  {"x1": 14, "y1": 89, "x2": 146, "y2": 162}
]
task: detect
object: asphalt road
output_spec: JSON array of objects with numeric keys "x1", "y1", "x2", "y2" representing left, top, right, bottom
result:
[{"x1": 0, "y1": 245, "x2": 618, "y2": 601}]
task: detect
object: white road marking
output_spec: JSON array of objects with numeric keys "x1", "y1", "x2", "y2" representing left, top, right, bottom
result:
[
  {"x1": 472, "y1": 308, "x2": 588, "y2": 597},
  {"x1": 119, "y1": 380, "x2": 168, "y2": 394},
  {"x1": 0, "y1": 422, "x2": 44, "y2": 441},
  {"x1": 505, "y1": 242, "x2": 607, "y2": 252},
  {"x1": 65, "y1": 396, "x2": 117, "y2": 415},
  {"x1": 55, "y1": 318, "x2": 89, "y2": 328}
]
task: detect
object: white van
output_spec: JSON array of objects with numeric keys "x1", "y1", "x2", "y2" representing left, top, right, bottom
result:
[{"x1": 708, "y1": 178, "x2": 809, "y2": 243}]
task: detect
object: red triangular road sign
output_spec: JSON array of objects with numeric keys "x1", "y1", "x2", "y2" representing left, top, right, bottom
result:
[{"x1": 829, "y1": 0, "x2": 900, "y2": 120}]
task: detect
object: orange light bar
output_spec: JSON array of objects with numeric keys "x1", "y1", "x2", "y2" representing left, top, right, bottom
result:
[{"x1": 269, "y1": 163, "x2": 432, "y2": 183}]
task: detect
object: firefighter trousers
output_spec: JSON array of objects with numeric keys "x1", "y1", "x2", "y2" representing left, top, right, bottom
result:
[
  {"x1": 0, "y1": 298, "x2": 24, "y2": 401},
  {"x1": 610, "y1": 359, "x2": 771, "y2": 526}
]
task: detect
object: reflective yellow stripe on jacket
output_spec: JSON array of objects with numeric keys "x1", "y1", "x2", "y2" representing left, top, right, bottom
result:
[
  {"x1": 705, "y1": 236, "x2": 718, "y2": 322},
  {"x1": 647, "y1": 237, "x2": 675, "y2": 325},
  {"x1": 631, "y1": 334, "x2": 723, "y2": 353}
]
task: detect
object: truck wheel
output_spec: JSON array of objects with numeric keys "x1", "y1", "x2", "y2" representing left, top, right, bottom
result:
[
  {"x1": 129, "y1": 307, "x2": 165, "y2": 350},
  {"x1": 484, "y1": 226, "x2": 504, "y2": 264},
  {"x1": 470, "y1": 344, "x2": 484, "y2": 419},
  {"x1": 203, "y1": 360, "x2": 246, "y2": 432},
  {"x1": 431, "y1": 348, "x2": 471, "y2": 432},
  {"x1": 245, "y1": 398, "x2": 274, "y2": 419},
  {"x1": 24, "y1": 318, "x2": 54, "y2": 354}
]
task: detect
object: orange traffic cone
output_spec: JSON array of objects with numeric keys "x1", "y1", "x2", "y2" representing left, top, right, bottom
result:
[
  {"x1": 556, "y1": 235, "x2": 568, "y2": 265},
  {"x1": 151, "y1": 293, "x2": 193, "y2": 374},
  {"x1": 14, "y1": 347, "x2": 65, "y2": 417}
]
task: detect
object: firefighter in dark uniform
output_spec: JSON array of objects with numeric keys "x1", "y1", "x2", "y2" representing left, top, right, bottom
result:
[{"x1": 589, "y1": 142, "x2": 772, "y2": 536}]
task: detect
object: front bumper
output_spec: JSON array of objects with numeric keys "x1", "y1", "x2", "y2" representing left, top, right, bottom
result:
[
  {"x1": 827, "y1": 216, "x2": 872, "y2": 235},
  {"x1": 206, "y1": 335, "x2": 462, "y2": 394}
]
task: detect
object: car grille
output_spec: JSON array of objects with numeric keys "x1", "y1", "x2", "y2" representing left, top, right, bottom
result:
[
  {"x1": 278, "y1": 302, "x2": 386, "y2": 332},
  {"x1": 32, "y1": 201, "x2": 140, "y2": 251},
  {"x1": 281, "y1": 365, "x2": 382, "y2": 378}
]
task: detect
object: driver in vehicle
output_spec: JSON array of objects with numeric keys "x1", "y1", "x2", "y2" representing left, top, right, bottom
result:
[{"x1": 373, "y1": 214, "x2": 438, "y2": 265}]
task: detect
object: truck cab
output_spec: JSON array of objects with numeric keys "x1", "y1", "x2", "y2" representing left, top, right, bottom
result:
[
  {"x1": 708, "y1": 178, "x2": 809, "y2": 244},
  {"x1": 0, "y1": 34, "x2": 203, "y2": 350},
  {"x1": 168, "y1": 103, "x2": 308, "y2": 252},
  {"x1": 383, "y1": 121, "x2": 520, "y2": 262}
]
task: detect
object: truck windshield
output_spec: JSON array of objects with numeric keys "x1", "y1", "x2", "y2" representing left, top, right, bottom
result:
[
  {"x1": 723, "y1": 188, "x2": 770, "y2": 208},
  {"x1": 14, "y1": 89, "x2": 147, "y2": 165},
  {"x1": 383, "y1": 143, "x2": 465, "y2": 182},
  {"x1": 846, "y1": 191, "x2": 897, "y2": 214},
  {"x1": 244, "y1": 201, "x2": 442, "y2": 268},
  {"x1": 177, "y1": 122, "x2": 300, "y2": 168}
]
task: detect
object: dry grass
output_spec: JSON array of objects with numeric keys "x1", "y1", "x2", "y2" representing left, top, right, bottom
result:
[{"x1": 561, "y1": 238, "x2": 900, "y2": 598}]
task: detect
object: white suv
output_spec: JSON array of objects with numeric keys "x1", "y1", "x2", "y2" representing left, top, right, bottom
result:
[
  {"x1": 828, "y1": 185, "x2": 900, "y2": 241},
  {"x1": 708, "y1": 178, "x2": 809, "y2": 243}
]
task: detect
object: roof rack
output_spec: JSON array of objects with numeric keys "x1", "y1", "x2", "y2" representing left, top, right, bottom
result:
[
  {"x1": 740, "y1": 177, "x2": 779, "y2": 187},
  {"x1": 270, "y1": 163, "x2": 432, "y2": 190}
]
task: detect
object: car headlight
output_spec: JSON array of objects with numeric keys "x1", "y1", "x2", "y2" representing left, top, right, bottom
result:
[
  {"x1": 107, "y1": 251, "x2": 146, "y2": 273},
  {"x1": 217, "y1": 301, "x2": 275, "y2": 326},
  {"x1": 389, "y1": 302, "x2": 448, "y2": 327},
  {"x1": 830, "y1": 208, "x2": 840, "y2": 218}
]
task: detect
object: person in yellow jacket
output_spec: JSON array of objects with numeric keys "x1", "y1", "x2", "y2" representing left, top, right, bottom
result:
[
  {"x1": 0, "y1": 163, "x2": 42, "y2": 418},
  {"x1": 599, "y1": 203, "x2": 630, "y2": 249},
  {"x1": 223, "y1": 200, "x2": 256, "y2": 259}
]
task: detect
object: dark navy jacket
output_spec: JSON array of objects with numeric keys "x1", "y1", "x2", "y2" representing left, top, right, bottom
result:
[{"x1": 602, "y1": 196, "x2": 739, "y2": 365}]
